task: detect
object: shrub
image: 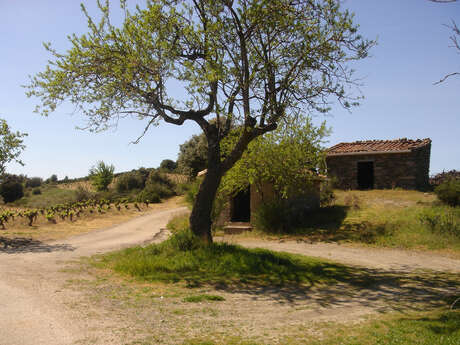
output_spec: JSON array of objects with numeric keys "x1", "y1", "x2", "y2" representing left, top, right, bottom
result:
[
  {"x1": 26, "y1": 177, "x2": 43, "y2": 188},
  {"x1": 75, "y1": 185, "x2": 93, "y2": 201},
  {"x1": 0, "y1": 180, "x2": 24, "y2": 203},
  {"x1": 144, "y1": 170, "x2": 175, "y2": 198},
  {"x1": 32, "y1": 187, "x2": 41, "y2": 195},
  {"x1": 254, "y1": 198, "x2": 317, "y2": 233},
  {"x1": 137, "y1": 187, "x2": 161, "y2": 204},
  {"x1": 435, "y1": 179, "x2": 460, "y2": 207},
  {"x1": 115, "y1": 172, "x2": 143, "y2": 192}
]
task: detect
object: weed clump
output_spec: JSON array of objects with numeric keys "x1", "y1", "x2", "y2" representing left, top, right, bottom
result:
[{"x1": 419, "y1": 206, "x2": 460, "y2": 238}]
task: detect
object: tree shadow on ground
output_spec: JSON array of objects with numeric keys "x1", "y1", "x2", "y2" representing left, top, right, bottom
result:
[
  {"x1": 268, "y1": 205, "x2": 390, "y2": 244},
  {"x1": 0, "y1": 236, "x2": 75, "y2": 254},
  {"x1": 211, "y1": 266, "x2": 460, "y2": 314}
]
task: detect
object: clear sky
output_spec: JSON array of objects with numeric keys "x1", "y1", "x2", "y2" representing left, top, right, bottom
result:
[{"x1": 0, "y1": 0, "x2": 459, "y2": 179}]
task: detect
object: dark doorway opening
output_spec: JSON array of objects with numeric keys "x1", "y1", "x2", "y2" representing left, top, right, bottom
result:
[
  {"x1": 357, "y1": 161, "x2": 374, "y2": 189},
  {"x1": 231, "y1": 187, "x2": 250, "y2": 222}
]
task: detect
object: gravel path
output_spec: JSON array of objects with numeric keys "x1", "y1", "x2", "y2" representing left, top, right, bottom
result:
[
  {"x1": 226, "y1": 238, "x2": 460, "y2": 273},
  {"x1": 0, "y1": 206, "x2": 188, "y2": 345}
]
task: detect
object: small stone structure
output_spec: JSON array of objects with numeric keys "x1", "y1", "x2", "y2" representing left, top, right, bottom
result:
[
  {"x1": 216, "y1": 180, "x2": 321, "y2": 229},
  {"x1": 326, "y1": 138, "x2": 431, "y2": 190}
]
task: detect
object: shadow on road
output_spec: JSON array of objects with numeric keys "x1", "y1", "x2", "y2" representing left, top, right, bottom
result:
[
  {"x1": 211, "y1": 267, "x2": 460, "y2": 313},
  {"x1": 0, "y1": 237, "x2": 75, "y2": 254}
]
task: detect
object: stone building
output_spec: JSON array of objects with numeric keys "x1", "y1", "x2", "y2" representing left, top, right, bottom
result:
[
  {"x1": 326, "y1": 138, "x2": 431, "y2": 190},
  {"x1": 197, "y1": 169, "x2": 322, "y2": 231},
  {"x1": 216, "y1": 180, "x2": 321, "y2": 227}
]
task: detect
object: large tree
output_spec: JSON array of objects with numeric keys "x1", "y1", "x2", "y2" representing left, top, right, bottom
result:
[{"x1": 27, "y1": 0, "x2": 373, "y2": 243}]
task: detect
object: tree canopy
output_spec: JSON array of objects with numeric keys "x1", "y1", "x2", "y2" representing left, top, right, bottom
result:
[
  {"x1": 177, "y1": 134, "x2": 208, "y2": 178},
  {"x1": 27, "y1": 0, "x2": 374, "y2": 243},
  {"x1": 221, "y1": 117, "x2": 329, "y2": 200},
  {"x1": 89, "y1": 161, "x2": 115, "y2": 192},
  {"x1": 0, "y1": 118, "x2": 27, "y2": 176}
]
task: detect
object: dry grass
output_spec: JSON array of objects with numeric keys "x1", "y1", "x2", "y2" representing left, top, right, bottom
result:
[
  {"x1": 245, "y1": 189, "x2": 460, "y2": 255},
  {"x1": 0, "y1": 196, "x2": 184, "y2": 241},
  {"x1": 63, "y1": 257, "x2": 460, "y2": 345}
]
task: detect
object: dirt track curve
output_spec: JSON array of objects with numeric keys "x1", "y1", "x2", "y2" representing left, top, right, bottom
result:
[
  {"x1": 0, "y1": 206, "x2": 459, "y2": 345},
  {"x1": 0, "y1": 206, "x2": 188, "y2": 345}
]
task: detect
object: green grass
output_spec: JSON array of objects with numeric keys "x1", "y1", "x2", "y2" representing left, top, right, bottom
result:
[
  {"x1": 256, "y1": 189, "x2": 460, "y2": 253},
  {"x1": 167, "y1": 214, "x2": 190, "y2": 234},
  {"x1": 92, "y1": 230, "x2": 374, "y2": 288},
  {"x1": 183, "y1": 309, "x2": 460, "y2": 345},
  {"x1": 12, "y1": 185, "x2": 77, "y2": 208},
  {"x1": 183, "y1": 294, "x2": 225, "y2": 302}
]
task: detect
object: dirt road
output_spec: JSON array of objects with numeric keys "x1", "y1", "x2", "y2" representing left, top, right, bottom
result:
[
  {"x1": 0, "y1": 206, "x2": 188, "y2": 345},
  {"x1": 227, "y1": 238, "x2": 460, "y2": 273},
  {"x1": 0, "y1": 208, "x2": 459, "y2": 345}
]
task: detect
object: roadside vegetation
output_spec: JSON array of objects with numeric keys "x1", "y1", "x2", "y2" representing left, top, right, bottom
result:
[
  {"x1": 0, "y1": 164, "x2": 188, "y2": 241},
  {"x1": 92, "y1": 229, "x2": 376, "y2": 288},
  {"x1": 251, "y1": 188, "x2": 460, "y2": 254}
]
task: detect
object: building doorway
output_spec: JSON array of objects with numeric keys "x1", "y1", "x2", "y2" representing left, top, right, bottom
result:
[
  {"x1": 357, "y1": 161, "x2": 374, "y2": 189},
  {"x1": 231, "y1": 187, "x2": 251, "y2": 222}
]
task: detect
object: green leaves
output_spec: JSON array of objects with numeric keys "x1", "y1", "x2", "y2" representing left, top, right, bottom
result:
[
  {"x1": 0, "y1": 118, "x2": 27, "y2": 176},
  {"x1": 89, "y1": 161, "x2": 115, "y2": 192},
  {"x1": 221, "y1": 116, "x2": 329, "y2": 199}
]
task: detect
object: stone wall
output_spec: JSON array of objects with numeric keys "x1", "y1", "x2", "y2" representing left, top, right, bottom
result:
[
  {"x1": 216, "y1": 180, "x2": 321, "y2": 226},
  {"x1": 326, "y1": 143, "x2": 431, "y2": 190}
]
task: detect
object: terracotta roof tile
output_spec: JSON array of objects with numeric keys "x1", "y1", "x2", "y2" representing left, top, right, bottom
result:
[{"x1": 327, "y1": 138, "x2": 431, "y2": 155}]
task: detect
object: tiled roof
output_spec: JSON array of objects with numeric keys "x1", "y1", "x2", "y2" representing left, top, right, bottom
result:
[{"x1": 327, "y1": 138, "x2": 431, "y2": 155}]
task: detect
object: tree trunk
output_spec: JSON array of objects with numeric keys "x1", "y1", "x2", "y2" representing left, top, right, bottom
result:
[
  {"x1": 189, "y1": 166, "x2": 222, "y2": 244},
  {"x1": 189, "y1": 132, "x2": 222, "y2": 245}
]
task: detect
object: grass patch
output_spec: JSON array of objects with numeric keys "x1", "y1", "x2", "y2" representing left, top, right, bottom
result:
[
  {"x1": 93, "y1": 230, "x2": 373, "y2": 288},
  {"x1": 167, "y1": 214, "x2": 190, "y2": 234},
  {"x1": 311, "y1": 309, "x2": 460, "y2": 345},
  {"x1": 12, "y1": 185, "x2": 77, "y2": 208},
  {"x1": 256, "y1": 189, "x2": 460, "y2": 253},
  {"x1": 182, "y1": 309, "x2": 460, "y2": 345},
  {"x1": 183, "y1": 294, "x2": 225, "y2": 303}
]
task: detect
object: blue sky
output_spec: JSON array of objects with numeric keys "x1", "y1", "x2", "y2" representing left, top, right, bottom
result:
[{"x1": 0, "y1": 0, "x2": 459, "y2": 179}]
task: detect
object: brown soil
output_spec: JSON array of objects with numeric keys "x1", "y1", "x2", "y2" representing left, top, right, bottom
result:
[{"x1": 0, "y1": 208, "x2": 458, "y2": 345}]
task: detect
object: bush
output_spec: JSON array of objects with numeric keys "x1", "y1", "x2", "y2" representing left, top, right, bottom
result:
[
  {"x1": 435, "y1": 179, "x2": 460, "y2": 207},
  {"x1": 32, "y1": 188, "x2": 41, "y2": 195},
  {"x1": 144, "y1": 170, "x2": 175, "y2": 198},
  {"x1": 137, "y1": 187, "x2": 161, "y2": 204},
  {"x1": 115, "y1": 172, "x2": 144, "y2": 192},
  {"x1": 0, "y1": 180, "x2": 24, "y2": 203},
  {"x1": 253, "y1": 198, "x2": 317, "y2": 233},
  {"x1": 75, "y1": 185, "x2": 93, "y2": 201},
  {"x1": 26, "y1": 177, "x2": 43, "y2": 188}
]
